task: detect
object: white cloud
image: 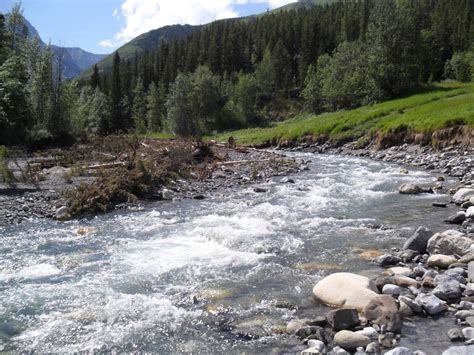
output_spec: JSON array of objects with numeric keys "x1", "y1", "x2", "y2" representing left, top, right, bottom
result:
[
  {"x1": 113, "y1": 0, "x2": 296, "y2": 44},
  {"x1": 99, "y1": 39, "x2": 115, "y2": 48}
]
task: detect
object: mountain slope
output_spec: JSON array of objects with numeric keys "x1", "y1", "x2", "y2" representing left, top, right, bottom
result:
[
  {"x1": 79, "y1": 24, "x2": 200, "y2": 80},
  {"x1": 22, "y1": 17, "x2": 106, "y2": 79},
  {"x1": 79, "y1": 0, "x2": 339, "y2": 80}
]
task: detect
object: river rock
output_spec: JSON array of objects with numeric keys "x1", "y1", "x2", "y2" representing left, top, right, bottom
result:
[
  {"x1": 384, "y1": 267, "x2": 414, "y2": 277},
  {"x1": 307, "y1": 339, "x2": 326, "y2": 353},
  {"x1": 333, "y1": 330, "x2": 371, "y2": 351},
  {"x1": 295, "y1": 326, "x2": 326, "y2": 340},
  {"x1": 385, "y1": 347, "x2": 414, "y2": 355},
  {"x1": 460, "y1": 252, "x2": 474, "y2": 264},
  {"x1": 286, "y1": 319, "x2": 308, "y2": 334},
  {"x1": 445, "y1": 212, "x2": 467, "y2": 225},
  {"x1": 453, "y1": 188, "x2": 474, "y2": 205},
  {"x1": 442, "y1": 345, "x2": 474, "y2": 355},
  {"x1": 448, "y1": 328, "x2": 465, "y2": 342},
  {"x1": 466, "y1": 207, "x2": 474, "y2": 219},
  {"x1": 376, "y1": 254, "x2": 401, "y2": 266},
  {"x1": 399, "y1": 296, "x2": 423, "y2": 314},
  {"x1": 427, "y1": 254, "x2": 458, "y2": 269},
  {"x1": 397, "y1": 249, "x2": 420, "y2": 262},
  {"x1": 399, "y1": 183, "x2": 422, "y2": 195},
  {"x1": 382, "y1": 284, "x2": 403, "y2": 297},
  {"x1": 161, "y1": 189, "x2": 174, "y2": 200},
  {"x1": 466, "y1": 316, "x2": 474, "y2": 327},
  {"x1": 365, "y1": 342, "x2": 380, "y2": 353},
  {"x1": 433, "y1": 280, "x2": 462, "y2": 301},
  {"x1": 462, "y1": 327, "x2": 474, "y2": 340},
  {"x1": 469, "y1": 262, "x2": 474, "y2": 283},
  {"x1": 393, "y1": 276, "x2": 420, "y2": 288},
  {"x1": 415, "y1": 294, "x2": 447, "y2": 315},
  {"x1": 466, "y1": 283, "x2": 474, "y2": 297},
  {"x1": 362, "y1": 295, "x2": 401, "y2": 333},
  {"x1": 427, "y1": 230, "x2": 472, "y2": 256},
  {"x1": 355, "y1": 327, "x2": 378, "y2": 340},
  {"x1": 301, "y1": 347, "x2": 321, "y2": 355},
  {"x1": 326, "y1": 308, "x2": 360, "y2": 331},
  {"x1": 55, "y1": 206, "x2": 70, "y2": 220},
  {"x1": 331, "y1": 346, "x2": 350, "y2": 354},
  {"x1": 455, "y1": 310, "x2": 474, "y2": 320},
  {"x1": 312, "y1": 273, "x2": 379, "y2": 311},
  {"x1": 403, "y1": 226, "x2": 432, "y2": 253},
  {"x1": 399, "y1": 301, "x2": 415, "y2": 318}
]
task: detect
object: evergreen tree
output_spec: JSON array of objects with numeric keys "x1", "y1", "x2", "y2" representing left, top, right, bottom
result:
[
  {"x1": 146, "y1": 81, "x2": 166, "y2": 132},
  {"x1": 131, "y1": 79, "x2": 147, "y2": 134},
  {"x1": 166, "y1": 73, "x2": 197, "y2": 136},
  {"x1": 110, "y1": 51, "x2": 123, "y2": 132},
  {"x1": 90, "y1": 64, "x2": 101, "y2": 89}
]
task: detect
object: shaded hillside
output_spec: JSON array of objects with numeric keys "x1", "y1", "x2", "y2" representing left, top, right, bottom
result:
[{"x1": 79, "y1": 24, "x2": 201, "y2": 79}]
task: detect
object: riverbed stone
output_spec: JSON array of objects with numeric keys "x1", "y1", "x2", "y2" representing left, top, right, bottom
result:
[
  {"x1": 462, "y1": 327, "x2": 474, "y2": 340},
  {"x1": 433, "y1": 279, "x2": 462, "y2": 301},
  {"x1": 455, "y1": 310, "x2": 474, "y2": 320},
  {"x1": 466, "y1": 316, "x2": 474, "y2": 327},
  {"x1": 307, "y1": 339, "x2": 326, "y2": 352},
  {"x1": 466, "y1": 207, "x2": 474, "y2": 219},
  {"x1": 427, "y1": 254, "x2": 458, "y2": 269},
  {"x1": 363, "y1": 295, "x2": 401, "y2": 333},
  {"x1": 403, "y1": 226, "x2": 432, "y2": 253},
  {"x1": 326, "y1": 308, "x2": 360, "y2": 331},
  {"x1": 442, "y1": 345, "x2": 474, "y2": 355},
  {"x1": 385, "y1": 347, "x2": 414, "y2": 355},
  {"x1": 399, "y1": 183, "x2": 422, "y2": 195},
  {"x1": 365, "y1": 342, "x2": 380, "y2": 353},
  {"x1": 399, "y1": 296, "x2": 423, "y2": 314},
  {"x1": 453, "y1": 188, "x2": 474, "y2": 205},
  {"x1": 384, "y1": 267, "x2": 414, "y2": 277},
  {"x1": 399, "y1": 301, "x2": 415, "y2": 318},
  {"x1": 355, "y1": 327, "x2": 378, "y2": 340},
  {"x1": 376, "y1": 254, "x2": 401, "y2": 266},
  {"x1": 295, "y1": 326, "x2": 326, "y2": 340},
  {"x1": 383, "y1": 284, "x2": 403, "y2": 297},
  {"x1": 312, "y1": 273, "x2": 379, "y2": 311},
  {"x1": 287, "y1": 319, "x2": 308, "y2": 334},
  {"x1": 333, "y1": 330, "x2": 371, "y2": 351},
  {"x1": 445, "y1": 212, "x2": 467, "y2": 225},
  {"x1": 55, "y1": 206, "x2": 70, "y2": 220},
  {"x1": 460, "y1": 252, "x2": 474, "y2": 264},
  {"x1": 427, "y1": 230, "x2": 472, "y2": 256},
  {"x1": 415, "y1": 294, "x2": 447, "y2": 315},
  {"x1": 448, "y1": 328, "x2": 465, "y2": 342},
  {"x1": 393, "y1": 276, "x2": 420, "y2": 288},
  {"x1": 331, "y1": 346, "x2": 350, "y2": 354},
  {"x1": 300, "y1": 347, "x2": 321, "y2": 355},
  {"x1": 469, "y1": 262, "x2": 474, "y2": 283}
]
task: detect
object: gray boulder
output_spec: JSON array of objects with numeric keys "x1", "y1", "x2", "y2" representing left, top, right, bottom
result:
[
  {"x1": 427, "y1": 230, "x2": 472, "y2": 256},
  {"x1": 433, "y1": 280, "x2": 462, "y2": 301},
  {"x1": 403, "y1": 226, "x2": 432, "y2": 253},
  {"x1": 385, "y1": 347, "x2": 414, "y2": 355},
  {"x1": 399, "y1": 183, "x2": 422, "y2": 195},
  {"x1": 415, "y1": 294, "x2": 447, "y2": 315},
  {"x1": 445, "y1": 212, "x2": 467, "y2": 225},
  {"x1": 326, "y1": 308, "x2": 360, "y2": 331},
  {"x1": 453, "y1": 188, "x2": 474, "y2": 205}
]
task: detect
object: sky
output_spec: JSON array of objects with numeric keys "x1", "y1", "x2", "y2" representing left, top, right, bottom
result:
[{"x1": 0, "y1": 0, "x2": 297, "y2": 54}]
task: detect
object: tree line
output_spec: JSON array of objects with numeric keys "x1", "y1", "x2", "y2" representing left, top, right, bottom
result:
[{"x1": 0, "y1": 0, "x2": 473, "y2": 145}]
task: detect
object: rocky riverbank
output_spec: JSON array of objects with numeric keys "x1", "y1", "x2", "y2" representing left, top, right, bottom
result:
[
  {"x1": 272, "y1": 141, "x2": 474, "y2": 354},
  {"x1": 0, "y1": 138, "x2": 301, "y2": 226}
]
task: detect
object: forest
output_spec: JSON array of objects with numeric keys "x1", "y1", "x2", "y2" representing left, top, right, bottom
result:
[{"x1": 0, "y1": 0, "x2": 473, "y2": 147}]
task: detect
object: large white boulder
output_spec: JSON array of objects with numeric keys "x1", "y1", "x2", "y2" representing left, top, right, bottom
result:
[
  {"x1": 427, "y1": 230, "x2": 472, "y2": 256},
  {"x1": 453, "y1": 188, "x2": 474, "y2": 205},
  {"x1": 313, "y1": 273, "x2": 379, "y2": 311}
]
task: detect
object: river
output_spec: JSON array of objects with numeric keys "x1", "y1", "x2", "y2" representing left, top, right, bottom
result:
[{"x1": 0, "y1": 153, "x2": 459, "y2": 353}]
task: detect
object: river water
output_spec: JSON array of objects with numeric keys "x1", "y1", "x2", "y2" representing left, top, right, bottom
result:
[{"x1": 0, "y1": 153, "x2": 460, "y2": 353}]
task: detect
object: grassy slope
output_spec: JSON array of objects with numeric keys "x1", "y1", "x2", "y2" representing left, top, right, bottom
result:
[{"x1": 212, "y1": 82, "x2": 474, "y2": 145}]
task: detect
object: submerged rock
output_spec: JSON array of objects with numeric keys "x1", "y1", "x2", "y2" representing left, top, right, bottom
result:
[
  {"x1": 399, "y1": 183, "x2": 422, "y2": 195},
  {"x1": 313, "y1": 273, "x2": 379, "y2": 311}
]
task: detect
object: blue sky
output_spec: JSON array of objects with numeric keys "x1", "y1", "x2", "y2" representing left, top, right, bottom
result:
[{"x1": 0, "y1": 0, "x2": 295, "y2": 54}]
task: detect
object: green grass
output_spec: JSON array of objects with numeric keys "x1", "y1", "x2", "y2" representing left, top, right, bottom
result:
[
  {"x1": 211, "y1": 82, "x2": 474, "y2": 145},
  {"x1": 144, "y1": 132, "x2": 175, "y2": 140}
]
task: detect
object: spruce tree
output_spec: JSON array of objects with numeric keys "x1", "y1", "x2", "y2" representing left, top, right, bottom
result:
[
  {"x1": 90, "y1": 64, "x2": 101, "y2": 89},
  {"x1": 110, "y1": 51, "x2": 123, "y2": 133}
]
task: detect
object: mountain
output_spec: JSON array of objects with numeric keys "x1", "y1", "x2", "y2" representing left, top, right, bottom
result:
[
  {"x1": 79, "y1": 0, "x2": 340, "y2": 81},
  {"x1": 21, "y1": 17, "x2": 107, "y2": 80},
  {"x1": 79, "y1": 24, "x2": 200, "y2": 79}
]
